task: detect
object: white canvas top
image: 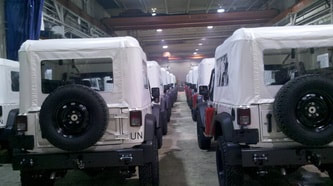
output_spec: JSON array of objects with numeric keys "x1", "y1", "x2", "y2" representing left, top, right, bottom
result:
[
  {"x1": 191, "y1": 66, "x2": 198, "y2": 85},
  {"x1": 0, "y1": 58, "x2": 19, "y2": 104},
  {"x1": 19, "y1": 37, "x2": 151, "y2": 113},
  {"x1": 188, "y1": 70, "x2": 193, "y2": 84},
  {"x1": 147, "y1": 61, "x2": 163, "y2": 96},
  {"x1": 166, "y1": 71, "x2": 171, "y2": 84},
  {"x1": 198, "y1": 58, "x2": 215, "y2": 87},
  {"x1": 0, "y1": 58, "x2": 19, "y2": 68},
  {"x1": 161, "y1": 68, "x2": 168, "y2": 85},
  {"x1": 171, "y1": 74, "x2": 176, "y2": 84},
  {"x1": 214, "y1": 25, "x2": 333, "y2": 106}
]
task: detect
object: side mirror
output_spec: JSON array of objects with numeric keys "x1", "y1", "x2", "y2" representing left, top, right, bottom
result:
[
  {"x1": 199, "y1": 86, "x2": 209, "y2": 100},
  {"x1": 151, "y1": 88, "x2": 160, "y2": 102}
]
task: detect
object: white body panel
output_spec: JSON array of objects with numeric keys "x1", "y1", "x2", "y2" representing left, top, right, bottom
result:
[
  {"x1": 0, "y1": 59, "x2": 19, "y2": 128},
  {"x1": 19, "y1": 37, "x2": 152, "y2": 152}
]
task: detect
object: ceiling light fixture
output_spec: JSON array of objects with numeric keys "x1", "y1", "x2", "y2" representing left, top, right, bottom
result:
[
  {"x1": 207, "y1": 26, "x2": 213, "y2": 29},
  {"x1": 162, "y1": 39, "x2": 165, "y2": 42},
  {"x1": 156, "y1": 29, "x2": 163, "y2": 32},
  {"x1": 152, "y1": 12, "x2": 157, "y2": 16},
  {"x1": 195, "y1": 49, "x2": 199, "y2": 51},
  {"x1": 198, "y1": 43, "x2": 203, "y2": 46},
  {"x1": 217, "y1": 8, "x2": 225, "y2": 13},
  {"x1": 162, "y1": 45, "x2": 168, "y2": 49},
  {"x1": 193, "y1": 52, "x2": 198, "y2": 55}
]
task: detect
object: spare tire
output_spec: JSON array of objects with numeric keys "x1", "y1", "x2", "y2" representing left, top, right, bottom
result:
[
  {"x1": 274, "y1": 75, "x2": 333, "y2": 146},
  {"x1": 40, "y1": 84, "x2": 108, "y2": 151}
]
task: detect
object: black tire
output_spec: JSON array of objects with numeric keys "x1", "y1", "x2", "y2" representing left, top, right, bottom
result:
[
  {"x1": 216, "y1": 137, "x2": 243, "y2": 186},
  {"x1": 274, "y1": 75, "x2": 333, "y2": 146},
  {"x1": 156, "y1": 126, "x2": 163, "y2": 149},
  {"x1": 39, "y1": 84, "x2": 109, "y2": 151},
  {"x1": 196, "y1": 110, "x2": 211, "y2": 150},
  {"x1": 139, "y1": 135, "x2": 159, "y2": 186},
  {"x1": 191, "y1": 108, "x2": 197, "y2": 122},
  {"x1": 167, "y1": 107, "x2": 171, "y2": 122},
  {"x1": 21, "y1": 170, "x2": 55, "y2": 186},
  {"x1": 161, "y1": 111, "x2": 168, "y2": 135}
]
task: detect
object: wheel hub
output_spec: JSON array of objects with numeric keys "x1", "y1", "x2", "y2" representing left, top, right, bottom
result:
[
  {"x1": 55, "y1": 101, "x2": 89, "y2": 137},
  {"x1": 296, "y1": 92, "x2": 333, "y2": 131}
]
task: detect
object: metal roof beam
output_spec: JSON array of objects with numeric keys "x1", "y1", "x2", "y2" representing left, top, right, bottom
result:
[{"x1": 102, "y1": 10, "x2": 279, "y2": 30}]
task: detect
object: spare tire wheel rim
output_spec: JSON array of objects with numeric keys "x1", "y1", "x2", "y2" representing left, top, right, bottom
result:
[
  {"x1": 296, "y1": 91, "x2": 333, "y2": 132},
  {"x1": 55, "y1": 101, "x2": 90, "y2": 137}
]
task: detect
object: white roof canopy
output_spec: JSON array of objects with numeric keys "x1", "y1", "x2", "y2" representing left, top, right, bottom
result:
[{"x1": 214, "y1": 25, "x2": 333, "y2": 106}]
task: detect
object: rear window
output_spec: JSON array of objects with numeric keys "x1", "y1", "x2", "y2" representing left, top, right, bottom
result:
[
  {"x1": 264, "y1": 47, "x2": 333, "y2": 86},
  {"x1": 11, "y1": 71, "x2": 19, "y2": 92},
  {"x1": 41, "y1": 58, "x2": 113, "y2": 93}
]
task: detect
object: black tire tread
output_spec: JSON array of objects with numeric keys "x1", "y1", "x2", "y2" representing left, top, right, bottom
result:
[
  {"x1": 40, "y1": 84, "x2": 108, "y2": 151},
  {"x1": 274, "y1": 75, "x2": 333, "y2": 146}
]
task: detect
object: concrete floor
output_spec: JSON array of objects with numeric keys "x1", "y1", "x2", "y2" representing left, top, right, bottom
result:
[{"x1": 0, "y1": 92, "x2": 333, "y2": 186}]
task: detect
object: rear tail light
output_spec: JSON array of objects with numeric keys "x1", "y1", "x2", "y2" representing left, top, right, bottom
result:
[
  {"x1": 0, "y1": 106, "x2": 2, "y2": 117},
  {"x1": 192, "y1": 94, "x2": 198, "y2": 109},
  {"x1": 130, "y1": 111, "x2": 142, "y2": 127},
  {"x1": 16, "y1": 115, "x2": 28, "y2": 132},
  {"x1": 237, "y1": 108, "x2": 251, "y2": 126},
  {"x1": 205, "y1": 107, "x2": 215, "y2": 136}
]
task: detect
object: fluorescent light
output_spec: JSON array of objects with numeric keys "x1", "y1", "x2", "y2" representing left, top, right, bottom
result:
[
  {"x1": 193, "y1": 52, "x2": 197, "y2": 55},
  {"x1": 207, "y1": 26, "x2": 213, "y2": 29},
  {"x1": 198, "y1": 43, "x2": 203, "y2": 46},
  {"x1": 152, "y1": 12, "x2": 157, "y2": 16},
  {"x1": 195, "y1": 49, "x2": 199, "y2": 51},
  {"x1": 162, "y1": 45, "x2": 168, "y2": 49},
  {"x1": 162, "y1": 39, "x2": 165, "y2": 42},
  {"x1": 156, "y1": 29, "x2": 163, "y2": 32},
  {"x1": 201, "y1": 38, "x2": 206, "y2": 40},
  {"x1": 217, "y1": 8, "x2": 225, "y2": 13}
]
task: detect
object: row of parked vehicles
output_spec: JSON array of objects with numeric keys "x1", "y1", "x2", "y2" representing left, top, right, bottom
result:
[
  {"x1": 186, "y1": 25, "x2": 333, "y2": 185},
  {"x1": 0, "y1": 37, "x2": 178, "y2": 186}
]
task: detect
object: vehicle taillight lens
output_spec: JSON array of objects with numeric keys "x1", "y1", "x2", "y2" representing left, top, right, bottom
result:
[
  {"x1": 237, "y1": 108, "x2": 251, "y2": 126},
  {"x1": 192, "y1": 94, "x2": 198, "y2": 109},
  {"x1": 16, "y1": 115, "x2": 28, "y2": 132},
  {"x1": 130, "y1": 111, "x2": 142, "y2": 127},
  {"x1": 205, "y1": 106, "x2": 215, "y2": 136}
]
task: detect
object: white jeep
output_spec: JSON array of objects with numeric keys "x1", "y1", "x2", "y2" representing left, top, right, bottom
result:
[
  {"x1": 160, "y1": 68, "x2": 172, "y2": 124},
  {"x1": 0, "y1": 58, "x2": 19, "y2": 150},
  {"x1": 197, "y1": 25, "x2": 333, "y2": 185},
  {"x1": 193, "y1": 58, "x2": 215, "y2": 150},
  {"x1": 147, "y1": 61, "x2": 168, "y2": 145},
  {"x1": 12, "y1": 37, "x2": 159, "y2": 185}
]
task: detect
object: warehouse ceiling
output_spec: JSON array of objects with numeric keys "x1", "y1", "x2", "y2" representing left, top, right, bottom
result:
[{"x1": 96, "y1": 0, "x2": 287, "y2": 62}]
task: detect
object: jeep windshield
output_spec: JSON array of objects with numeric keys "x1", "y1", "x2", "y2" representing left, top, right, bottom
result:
[
  {"x1": 41, "y1": 58, "x2": 113, "y2": 93},
  {"x1": 264, "y1": 47, "x2": 333, "y2": 85}
]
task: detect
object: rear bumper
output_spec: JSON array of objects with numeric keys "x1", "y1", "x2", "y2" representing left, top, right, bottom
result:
[
  {"x1": 241, "y1": 146, "x2": 333, "y2": 167},
  {"x1": 224, "y1": 142, "x2": 333, "y2": 167},
  {"x1": 12, "y1": 143, "x2": 154, "y2": 171}
]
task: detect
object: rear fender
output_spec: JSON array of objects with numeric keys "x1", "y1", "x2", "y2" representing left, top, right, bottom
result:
[
  {"x1": 144, "y1": 114, "x2": 156, "y2": 142},
  {"x1": 151, "y1": 105, "x2": 161, "y2": 128},
  {"x1": 197, "y1": 102, "x2": 207, "y2": 128},
  {"x1": 214, "y1": 112, "x2": 234, "y2": 142}
]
